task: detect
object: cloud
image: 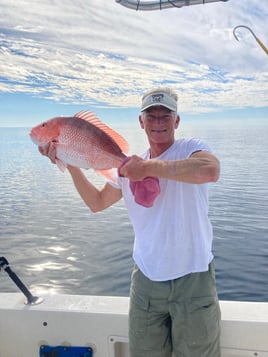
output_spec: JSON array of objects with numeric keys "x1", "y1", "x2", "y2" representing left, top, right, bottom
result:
[{"x1": 0, "y1": 0, "x2": 267, "y2": 116}]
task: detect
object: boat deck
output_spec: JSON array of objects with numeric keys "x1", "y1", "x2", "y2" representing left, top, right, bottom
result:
[{"x1": 0, "y1": 293, "x2": 268, "y2": 357}]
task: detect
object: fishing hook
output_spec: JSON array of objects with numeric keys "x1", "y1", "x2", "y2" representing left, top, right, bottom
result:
[{"x1": 233, "y1": 25, "x2": 268, "y2": 55}]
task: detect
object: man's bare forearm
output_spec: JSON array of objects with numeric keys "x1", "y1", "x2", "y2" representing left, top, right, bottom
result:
[
  {"x1": 147, "y1": 153, "x2": 220, "y2": 184},
  {"x1": 67, "y1": 166, "x2": 122, "y2": 212}
]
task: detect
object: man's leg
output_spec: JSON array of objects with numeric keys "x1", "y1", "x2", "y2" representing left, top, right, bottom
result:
[
  {"x1": 129, "y1": 265, "x2": 172, "y2": 357},
  {"x1": 171, "y1": 262, "x2": 221, "y2": 357}
]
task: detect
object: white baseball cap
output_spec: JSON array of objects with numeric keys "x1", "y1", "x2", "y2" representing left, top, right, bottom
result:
[{"x1": 141, "y1": 91, "x2": 177, "y2": 112}]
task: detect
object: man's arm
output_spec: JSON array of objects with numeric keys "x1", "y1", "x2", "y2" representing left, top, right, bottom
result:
[
  {"x1": 119, "y1": 151, "x2": 220, "y2": 184},
  {"x1": 67, "y1": 166, "x2": 122, "y2": 212},
  {"x1": 38, "y1": 142, "x2": 122, "y2": 212}
]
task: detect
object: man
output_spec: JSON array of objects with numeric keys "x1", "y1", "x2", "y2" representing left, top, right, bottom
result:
[{"x1": 40, "y1": 87, "x2": 221, "y2": 357}]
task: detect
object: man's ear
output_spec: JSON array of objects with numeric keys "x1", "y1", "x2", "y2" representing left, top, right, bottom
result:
[
  {"x1": 175, "y1": 115, "x2": 180, "y2": 129},
  {"x1": 139, "y1": 115, "x2": 145, "y2": 129}
]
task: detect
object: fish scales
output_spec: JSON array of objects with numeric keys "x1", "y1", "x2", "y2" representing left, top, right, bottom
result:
[{"x1": 57, "y1": 117, "x2": 126, "y2": 169}]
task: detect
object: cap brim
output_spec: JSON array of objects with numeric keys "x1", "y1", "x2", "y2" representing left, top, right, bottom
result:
[{"x1": 141, "y1": 103, "x2": 176, "y2": 112}]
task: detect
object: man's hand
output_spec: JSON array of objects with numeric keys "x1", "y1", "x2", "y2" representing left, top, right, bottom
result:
[
  {"x1": 38, "y1": 142, "x2": 57, "y2": 164},
  {"x1": 119, "y1": 155, "x2": 148, "y2": 181}
]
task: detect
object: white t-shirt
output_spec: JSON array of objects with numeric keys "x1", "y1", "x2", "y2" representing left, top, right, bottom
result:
[{"x1": 110, "y1": 138, "x2": 214, "y2": 281}]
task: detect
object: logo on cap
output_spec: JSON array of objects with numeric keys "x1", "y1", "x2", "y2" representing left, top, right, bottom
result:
[{"x1": 152, "y1": 94, "x2": 164, "y2": 103}]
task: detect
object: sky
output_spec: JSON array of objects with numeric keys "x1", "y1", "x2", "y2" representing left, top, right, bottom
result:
[{"x1": 0, "y1": 0, "x2": 267, "y2": 127}]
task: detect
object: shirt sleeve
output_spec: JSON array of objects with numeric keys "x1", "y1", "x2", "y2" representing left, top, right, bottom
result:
[{"x1": 186, "y1": 138, "x2": 211, "y2": 158}]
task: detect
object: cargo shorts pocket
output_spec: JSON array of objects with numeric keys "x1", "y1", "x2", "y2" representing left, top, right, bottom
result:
[
  {"x1": 129, "y1": 290, "x2": 150, "y2": 340},
  {"x1": 186, "y1": 296, "x2": 221, "y2": 346}
]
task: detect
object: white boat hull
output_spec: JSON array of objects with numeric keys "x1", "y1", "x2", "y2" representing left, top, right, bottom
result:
[{"x1": 0, "y1": 293, "x2": 268, "y2": 357}]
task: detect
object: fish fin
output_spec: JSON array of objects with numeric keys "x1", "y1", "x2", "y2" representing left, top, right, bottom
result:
[
  {"x1": 56, "y1": 158, "x2": 67, "y2": 172},
  {"x1": 96, "y1": 169, "x2": 116, "y2": 182},
  {"x1": 74, "y1": 110, "x2": 129, "y2": 154}
]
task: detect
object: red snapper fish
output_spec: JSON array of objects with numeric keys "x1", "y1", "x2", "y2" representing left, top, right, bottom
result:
[
  {"x1": 29, "y1": 110, "x2": 129, "y2": 180},
  {"x1": 30, "y1": 110, "x2": 161, "y2": 207}
]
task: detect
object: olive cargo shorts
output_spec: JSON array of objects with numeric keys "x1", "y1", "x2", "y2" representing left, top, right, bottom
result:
[{"x1": 129, "y1": 263, "x2": 221, "y2": 357}]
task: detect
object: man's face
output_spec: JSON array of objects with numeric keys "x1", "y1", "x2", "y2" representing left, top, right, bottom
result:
[{"x1": 139, "y1": 106, "x2": 180, "y2": 146}]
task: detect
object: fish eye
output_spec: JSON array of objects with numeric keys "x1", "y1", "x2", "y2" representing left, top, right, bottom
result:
[{"x1": 41, "y1": 122, "x2": 46, "y2": 127}]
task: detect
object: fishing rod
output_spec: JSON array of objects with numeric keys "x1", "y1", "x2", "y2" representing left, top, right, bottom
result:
[
  {"x1": 115, "y1": 0, "x2": 229, "y2": 11},
  {"x1": 0, "y1": 256, "x2": 43, "y2": 305}
]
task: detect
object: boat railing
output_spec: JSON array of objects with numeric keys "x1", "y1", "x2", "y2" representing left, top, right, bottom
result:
[{"x1": 115, "y1": 0, "x2": 229, "y2": 11}]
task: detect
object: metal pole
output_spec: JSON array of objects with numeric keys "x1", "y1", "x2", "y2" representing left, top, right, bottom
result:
[{"x1": 0, "y1": 257, "x2": 43, "y2": 305}]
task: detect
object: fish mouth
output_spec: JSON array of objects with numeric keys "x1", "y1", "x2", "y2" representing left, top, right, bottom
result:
[
  {"x1": 29, "y1": 130, "x2": 37, "y2": 143},
  {"x1": 29, "y1": 130, "x2": 43, "y2": 146}
]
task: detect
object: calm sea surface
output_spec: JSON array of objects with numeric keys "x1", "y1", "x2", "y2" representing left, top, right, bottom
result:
[{"x1": 1, "y1": 118, "x2": 268, "y2": 302}]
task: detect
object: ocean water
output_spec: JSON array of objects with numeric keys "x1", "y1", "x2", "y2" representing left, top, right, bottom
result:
[{"x1": 0, "y1": 118, "x2": 268, "y2": 302}]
